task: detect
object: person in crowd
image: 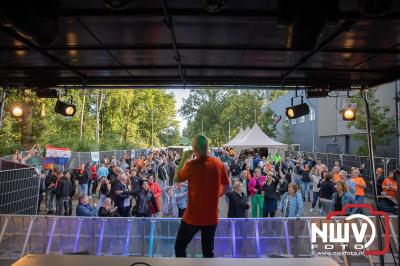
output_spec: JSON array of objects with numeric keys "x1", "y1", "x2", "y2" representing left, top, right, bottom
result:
[
  {"x1": 162, "y1": 186, "x2": 179, "y2": 217},
  {"x1": 334, "y1": 161, "x2": 341, "y2": 171},
  {"x1": 37, "y1": 170, "x2": 46, "y2": 214},
  {"x1": 291, "y1": 160, "x2": 303, "y2": 186},
  {"x1": 339, "y1": 170, "x2": 355, "y2": 195},
  {"x1": 310, "y1": 168, "x2": 321, "y2": 213},
  {"x1": 76, "y1": 194, "x2": 97, "y2": 217},
  {"x1": 262, "y1": 172, "x2": 280, "y2": 217},
  {"x1": 226, "y1": 182, "x2": 249, "y2": 218},
  {"x1": 174, "y1": 134, "x2": 229, "y2": 258},
  {"x1": 273, "y1": 152, "x2": 282, "y2": 169},
  {"x1": 148, "y1": 175, "x2": 161, "y2": 214},
  {"x1": 331, "y1": 181, "x2": 356, "y2": 215},
  {"x1": 248, "y1": 168, "x2": 266, "y2": 218},
  {"x1": 90, "y1": 162, "x2": 98, "y2": 196},
  {"x1": 277, "y1": 173, "x2": 290, "y2": 197},
  {"x1": 175, "y1": 182, "x2": 188, "y2": 217},
  {"x1": 130, "y1": 169, "x2": 143, "y2": 193},
  {"x1": 96, "y1": 177, "x2": 111, "y2": 209},
  {"x1": 239, "y1": 170, "x2": 249, "y2": 196},
  {"x1": 375, "y1": 168, "x2": 385, "y2": 196},
  {"x1": 107, "y1": 164, "x2": 119, "y2": 186},
  {"x1": 318, "y1": 171, "x2": 335, "y2": 216},
  {"x1": 315, "y1": 159, "x2": 328, "y2": 174},
  {"x1": 300, "y1": 164, "x2": 311, "y2": 202},
  {"x1": 75, "y1": 163, "x2": 89, "y2": 196},
  {"x1": 350, "y1": 168, "x2": 366, "y2": 214},
  {"x1": 167, "y1": 157, "x2": 177, "y2": 186},
  {"x1": 158, "y1": 159, "x2": 168, "y2": 188},
  {"x1": 332, "y1": 166, "x2": 341, "y2": 184},
  {"x1": 128, "y1": 180, "x2": 159, "y2": 217},
  {"x1": 97, "y1": 163, "x2": 109, "y2": 181},
  {"x1": 98, "y1": 197, "x2": 119, "y2": 217},
  {"x1": 45, "y1": 169, "x2": 57, "y2": 214},
  {"x1": 56, "y1": 170, "x2": 73, "y2": 216},
  {"x1": 230, "y1": 158, "x2": 242, "y2": 183},
  {"x1": 382, "y1": 170, "x2": 398, "y2": 199},
  {"x1": 112, "y1": 173, "x2": 131, "y2": 217},
  {"x1": 279, "y1": 183, "x2": 304, "y2": 217}
]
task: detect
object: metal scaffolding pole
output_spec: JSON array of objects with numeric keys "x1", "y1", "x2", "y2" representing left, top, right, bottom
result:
[{"x1": 361, "y1": 90, "x2": 384, "y2": 265}]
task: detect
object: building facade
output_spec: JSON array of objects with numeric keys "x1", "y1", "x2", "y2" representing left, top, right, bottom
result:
[{"x1": 265, "y1": 81, "x2": 398, "y2": 157}]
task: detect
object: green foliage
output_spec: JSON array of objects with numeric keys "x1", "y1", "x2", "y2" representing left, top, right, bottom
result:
[
  {"x1": 281, "y1": 119, "x2": 293, "y2": 144},
  {"x1": 0, "y1": 88, "x2": 180, "y2": 156},
  {"x1": 346, "y1": 90, "x2": 395, "y2": 156},
  {"x1": 179, "y1": 89, "x2": 283, "y2": 146}
]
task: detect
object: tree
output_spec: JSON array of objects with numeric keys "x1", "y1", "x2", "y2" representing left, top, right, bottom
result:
[{"x1": 346, "y1": 90, "x2": 395, "y2": 156}]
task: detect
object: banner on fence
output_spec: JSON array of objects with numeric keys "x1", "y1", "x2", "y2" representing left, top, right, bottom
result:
[{"x1": 91, "y1": 152, "x2": 100, "y2": 162}]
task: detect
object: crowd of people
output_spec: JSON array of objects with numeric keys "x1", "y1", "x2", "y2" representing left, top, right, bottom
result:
[
  {"x1": 39, "y1": 149, "x2": 188, "y2": 218},
  {"x1": 33, "y1": 147, "x2": 398, "y2": 218},
  {"x1": 218, "y1": 150, "x2": 398, "y2": 218}
]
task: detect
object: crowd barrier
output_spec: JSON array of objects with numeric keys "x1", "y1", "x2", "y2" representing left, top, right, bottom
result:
[
  {"x1": 0, "y1": 166, "x2": 39, "y2": 215},
  {"x1": 0, "y1": 215, "x2": 397, "y2": 262}
]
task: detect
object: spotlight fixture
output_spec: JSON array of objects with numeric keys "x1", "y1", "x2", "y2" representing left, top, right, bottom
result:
[
  {"x1": 341, "y1": 104, "x2": 357, "y2": 121},
  {"x1": 202, "y1": 0, "x2": 229, "y2": 13},
  {"x1": 286, "y1": 96, "x2": 310, "y2": 119},
  {"x1": 9, "y1": 102, "x2": 24, "y2": 118},
  {"x1": 55, "y1": 97, "x2": 76, "y2": 117}
]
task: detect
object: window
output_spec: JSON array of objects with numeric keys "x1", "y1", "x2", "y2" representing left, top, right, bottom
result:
[
  {"x1": 291, "y1": 118, "x2": 296, "y2": 125},
  {"x1": 309, "y1": 108, "x2": 315, "y2": 121},
  {"x1": 299, "y1": 116, "x2": 305, "y2": 123}
]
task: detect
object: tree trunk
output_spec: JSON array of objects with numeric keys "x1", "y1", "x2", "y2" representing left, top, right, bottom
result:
[
  {"x1": 80, "y1": 90, "x2": 86, "y2": 140},
  {"x1": 20, "y1": 103, "x2": 34, "y2": 149},
  {"x1": 95, "y1": 90, "x2": 103, "y2": 151},
  {"x1": 0, "y1": 88, "x2": 7, "y2": 131}
]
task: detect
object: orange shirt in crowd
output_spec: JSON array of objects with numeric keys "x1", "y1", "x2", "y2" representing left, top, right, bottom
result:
[
  {"x1": 351, "y1": 176, "x2": 366, "y2": 196},
  {"x1": 382, "y1": 178, "x2": 398, "y2": 199},
  {"x1": 332, "y1": 173, "x2": 341, "y2": 183},
  {"x1": 178, "y1": 156, "x2": 229, "y2": 226}
]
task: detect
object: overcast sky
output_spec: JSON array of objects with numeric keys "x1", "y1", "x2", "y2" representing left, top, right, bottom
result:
[{"x1": 168, "y1": 88, "x2": 191, "y2": 133}]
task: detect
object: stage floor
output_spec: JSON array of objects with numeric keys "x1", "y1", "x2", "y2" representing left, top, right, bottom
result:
[{"x1": 13, "y1": 254, "x2": 339, "y2": 266}]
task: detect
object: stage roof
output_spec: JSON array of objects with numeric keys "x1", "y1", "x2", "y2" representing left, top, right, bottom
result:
[{"x1": 0, "y1": 0, "x2": 400, "y2": 88}]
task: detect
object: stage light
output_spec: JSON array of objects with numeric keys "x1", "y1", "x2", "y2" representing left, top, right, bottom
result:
[
  {"x1": 202, "y1": 0, "x2": 229, "y2": 13},
  {"x1": 55, "y1": 99, "x2": 76, "y2": 117},
  {"x1": 341, "y1": 105, "x2": 357, "y2": 121},
  {"x1": 285, "y1": 103, "x2": 310, "y2": 119},
  {"x1": 9, "y1": 102, "x2": 24, "y2": 118}
]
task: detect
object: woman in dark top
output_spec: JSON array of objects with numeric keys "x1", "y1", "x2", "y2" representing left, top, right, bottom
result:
[
  {"x1": 226, "y1": 182, "x2": 250, "y2": 218},
  {"x1": 262, "y1": 173, "x2": 280, "y2": 217},
  {"x1": 318, "y1": 171, "x2": 335, "y2": 215},
  {"x1": 331, "y1": 181, "x2": 356, "y2": 215}
]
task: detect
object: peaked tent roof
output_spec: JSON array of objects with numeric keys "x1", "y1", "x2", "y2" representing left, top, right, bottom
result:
[
  {"x1": 228, "y1": 127, "x2": 251, "y2": 146},
  {"x1": 225, "y1": 129, "x2": 244, "y2": 146},
  {"x1": 234, "y1": 123, "x2": 287, "y2": 148}
]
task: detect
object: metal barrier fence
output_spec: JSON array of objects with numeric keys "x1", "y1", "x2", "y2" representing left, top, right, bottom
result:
[
  {"x1": 0, "y1": 168, "x2": 40, "y2": 215},
  {"x1": 0, "y1": 149, "x2": 150, "y2": 170},
  {"x1": 0, "y1": 215, "x2": 397, "y2": 262}
]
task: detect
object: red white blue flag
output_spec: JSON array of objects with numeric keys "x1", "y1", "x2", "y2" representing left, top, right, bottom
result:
[{"x1": 44, "y1": 145, "x2": 71, "y2": 165}]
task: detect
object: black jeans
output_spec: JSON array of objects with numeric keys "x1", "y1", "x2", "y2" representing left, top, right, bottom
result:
[
  {"x1": 178, "y1": 208, "x2": 186, "y2": 218},
  {"x1": 175, "y1": 220, "x2": 217, "y2": 258}
]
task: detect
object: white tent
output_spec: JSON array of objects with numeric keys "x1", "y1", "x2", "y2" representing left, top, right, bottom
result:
[
  {"x1": 233, "y1": 123, "x2": 288, "y2": 155},
  {"x1": 228, "y1": 127, "x2": 251, "y2": 146},
  {"x1": 224, "y1": 129, "x2": 244, "y2": 146}
]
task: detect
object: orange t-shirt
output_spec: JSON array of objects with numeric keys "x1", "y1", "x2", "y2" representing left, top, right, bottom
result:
[
  {"x1": 332, "y1": 173, "x2": 341, "y2": 183},
  {"x1": 178, "y1": 156, "x2": 229, "y2": 226},
  {"x1": 351, "y1": 176, "x2": 366, "y2": 196},
  {"x1": 382, "y1": 178, "x2": 397, "y2": 198}
]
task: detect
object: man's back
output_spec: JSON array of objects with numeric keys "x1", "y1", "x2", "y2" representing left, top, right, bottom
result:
[{"x1": 178, "y1": 156, "x2": 229, "y2": 226}]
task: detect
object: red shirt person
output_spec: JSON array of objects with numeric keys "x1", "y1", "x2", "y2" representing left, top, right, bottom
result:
[{"x1": 174, "y1": 134, "x2": 229, "y2": 258}]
